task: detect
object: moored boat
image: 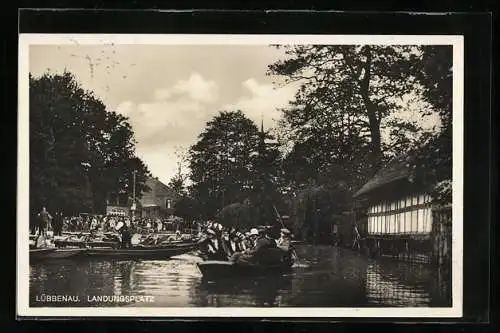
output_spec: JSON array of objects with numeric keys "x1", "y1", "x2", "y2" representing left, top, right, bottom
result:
[
  {"x1": 196, "y1": 260, "x2": 292, "y2": 280},
  {"x1": 54, "y1": 239, "x2": 119, "y2": 248},
  {"x1": 84, "y1": 242, "x2": 197, "y2": 259},
  {"x1": 30, "y1": 248, "x2": 88, "y2": 261}
]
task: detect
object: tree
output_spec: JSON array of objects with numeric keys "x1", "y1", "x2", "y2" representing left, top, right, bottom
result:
[
  {"x1": 416, "y1": 46, "x2": 452, "y2": 126},
  {"x1": 29, "y1": 71, "x2": 151, "y2": 214},
  {"x1": 168, "y1": 145, "x2": 189, "y2": 197},
  {"x1": 268, "y1": 45, "x2": 426, "y2": 176},
  {"x1": 30, "y1": 72, "x2": 95, "y2": 214},
  {"x1": 215, "y1": 202, "x2": 253, "y2": 229},
  {"x1": 173, "y1": 195, "x2": 200, "y2": 222},
  {"x1": 87, "y1": 110, "x2": 150, "y2": 211},
  {"x1": 189, "y1": 110, "x2": 267, "y2": 219},
  {"x1": 410, "y1": 46, "x2": 453, "y2": 203},
  {"x1": 250, "y1": 119, "x2": 283, "y2": 225},
  {"x1": 267, "y1": 45, "x2": 451, "y2": 241}
]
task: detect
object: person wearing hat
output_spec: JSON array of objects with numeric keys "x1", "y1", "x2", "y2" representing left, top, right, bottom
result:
[
  {"x1": 198, "y1": 228, "x2": 227, "y2": 260},
  {"x1": 196, "y1": 228, "x2": 212, "y2": 258},
  {"x1": 220, "y1": 228, "x2": 234, "y2": 257},
  {"x1": 235, "y1": 231, "x2": 248, "y2": 251},
  {"x1": 277, "y1": 228, "x2": 292, "y2": 251},
  {"x1": 230, "y1": 228, "x2": 277, "y2": 264},
  {"x1": 229, "y1": 228, "x2": 259, "y2": 263},
  {"x1": 227, "y1": 228, "x2": 243, "y2": 254},
  {"x1": 115, "y1": 220, "x2": 132, "y2": 248}
]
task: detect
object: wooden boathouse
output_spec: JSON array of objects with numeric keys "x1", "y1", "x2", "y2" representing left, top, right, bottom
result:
[{"x1": 352, "y1": 156, "x2": 452, "y2": 266}]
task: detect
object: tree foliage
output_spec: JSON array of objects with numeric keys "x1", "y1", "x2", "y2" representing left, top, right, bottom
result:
[
  {"x1": 289, "y1": 183, "x2": 351, "y2": 243},
  {"x1": 30, "y1": 71, "x2": 150, "y2": 215},
  {"x1": 173, "y1": 195, "x2": 200, "y2": 222},
  {"x1": 268, "y1": 45, "x2": 424, "y2": 174},
  {"x1": 215, "y1": 202, "x2": 253, "y2": 229},
  {"x1": 410, "y1": 46, "x2": 453, "y2": 203},
  {"x1": 188, "y1": 110, "x2": 282, "y2": 222}
]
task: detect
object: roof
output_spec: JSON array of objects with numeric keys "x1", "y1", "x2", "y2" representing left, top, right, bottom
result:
[
  {"x1": 138, "y1": 177, "x2": 178, "y2": 208},
  {"x1": 353, "y1": 155, "x2": 412, "y2": 198}
]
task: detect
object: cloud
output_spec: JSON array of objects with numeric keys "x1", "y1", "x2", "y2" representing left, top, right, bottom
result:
[
  {"x1": 224, "y1": 78, "x2": 297, "y2": 129},
  {"x1": 115, "y1": 75, "x2": 298, "y2": 183},
  {"x1": 154, "y1": 72, "x2": 219, "y2": 103},
  {"x1": 116, "y1": 99, "x2": 210, "y2": 183},
  {"x1": 116, "y1": 100, "x2": 209, "y2": 147},
  {"x1": 115, "y1": 73, "x2": 223, "y2": 183}
]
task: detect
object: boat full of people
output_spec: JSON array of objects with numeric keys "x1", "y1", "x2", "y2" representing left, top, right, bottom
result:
[
  {"x1": 29, "y1": 221, "x2": 199, "y2": 261},
  {"x1": 194, "y1": 221, "x2": 296, "y2": 279}
]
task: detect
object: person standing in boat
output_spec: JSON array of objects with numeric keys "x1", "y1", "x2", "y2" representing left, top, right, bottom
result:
[{"x1": 116, "y1": 221, "x2": 132, "y2": 248}]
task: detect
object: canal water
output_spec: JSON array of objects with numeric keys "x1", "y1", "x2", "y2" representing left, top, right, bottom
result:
[{"x1": 29, "y1": 245, "x2": 451, "y2": 307}]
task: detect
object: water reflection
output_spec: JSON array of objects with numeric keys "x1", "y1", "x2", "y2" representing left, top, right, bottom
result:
[{"x1": 29, "y1": 245, "x2": 450, "y2": 307}]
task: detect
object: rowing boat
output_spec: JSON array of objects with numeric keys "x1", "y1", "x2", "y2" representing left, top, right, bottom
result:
[
  {"x1": 54, "y1": 239, "x2": 119, "y2": 248},
  {"x1": 84, "y1": 242, "x2": 197, "y2": 259},
  {"x1": 30, "y1": 248, "x2": 88, "y2": 261},
  {"x1": 196, "y1": 260, "x2": 292, "y2": 279}
]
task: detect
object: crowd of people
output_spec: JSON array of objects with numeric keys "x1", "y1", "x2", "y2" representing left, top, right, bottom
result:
[
  {"x1": 196, "y1": 221, "x2": 295, "y2": 266},
  {"x1": 30, "y1": 207, "x2": 196, "y2": 237}
]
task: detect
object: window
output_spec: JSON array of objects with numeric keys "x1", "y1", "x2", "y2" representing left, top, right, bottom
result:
[
  {"x1": 166, "y1": 199, "x2": 172, "y2": 209},
  {"x1": 367, "y1": 194, "x2": 433, "y2": 235}
]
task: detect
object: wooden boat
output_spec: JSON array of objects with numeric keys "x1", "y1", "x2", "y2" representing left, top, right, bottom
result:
[
  {"x1": 54, "y1": 239, "x2": 119, "y2": 248},
  {"x1": 196, "y1": 260, "x2": 292, "y2": 279},
  {"x1": 30, "y1": 248, "x2": 87, "y2": 261},
  {"x1": 84, "y1": 242, "x2": 198, "y2": 259}
]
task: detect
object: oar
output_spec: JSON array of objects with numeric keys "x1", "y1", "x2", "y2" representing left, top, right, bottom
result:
[{"x1": 272, "y1": 204, "x2": 300, "y2": 263}]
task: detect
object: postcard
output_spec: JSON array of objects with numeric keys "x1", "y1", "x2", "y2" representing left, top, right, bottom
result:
[{"x1": 17, "y1": 33, "x2": 463, "y2": 318}]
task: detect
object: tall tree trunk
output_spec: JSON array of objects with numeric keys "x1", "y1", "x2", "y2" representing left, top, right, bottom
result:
[{"x1": 359, "y1": 46, "x2": 383, "y2": 172}]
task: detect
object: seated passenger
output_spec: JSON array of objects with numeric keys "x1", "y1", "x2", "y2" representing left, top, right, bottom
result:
[
  {"x1": 230, "y1": 228, "x2": 278, "y2": 264},
  {"x1": 276, "y1": 228, "x2": 292, "y2": 251},
  {"x1": 199, "y1": 228, "x2": 227, "y2": 260},
  {"x1": 276, "y1": 228, "x2": 293, "y2": 265},
  {"x1": 228, "y1": 228, "x2": 245, "y2": 254}
]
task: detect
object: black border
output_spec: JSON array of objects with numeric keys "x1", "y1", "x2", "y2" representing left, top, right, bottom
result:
[{"x1": 12, "y1": 9, "x2": 493, "y2": 325}]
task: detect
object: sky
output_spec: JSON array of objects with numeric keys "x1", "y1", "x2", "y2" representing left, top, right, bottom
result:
[{"x1": 29, "y1": 44, "x2": 299, "y2": 184}]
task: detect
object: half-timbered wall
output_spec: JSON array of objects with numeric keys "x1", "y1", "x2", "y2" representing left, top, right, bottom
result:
[{"x1": 367, "y1": 193, "x2": 433, "y2": 235}]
